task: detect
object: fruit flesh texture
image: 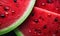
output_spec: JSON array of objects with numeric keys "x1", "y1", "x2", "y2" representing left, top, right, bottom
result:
[
  {"x1": 0, "y1": 0, "x2": 30, "y2": 29},
  {"x1": 35, "y1": 0, "x2": 60, "y2": 14},
  {"x1": 18, "y1": 7, "x2": 60, "y2": 36}
]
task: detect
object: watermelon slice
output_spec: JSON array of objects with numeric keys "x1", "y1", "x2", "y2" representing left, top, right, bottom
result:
[
  {"x1": 16, "y1": 7, "x2": 60, "y2": 36},
  {"x1": 0, "y1": 0, "x2": 36, "y2": 35},
  {"x1": 35, "y1": 0, "x2": 60, "y2": 14},
  {"x1": 1, "y1": 30, "x2": 23, "y2": 36}
]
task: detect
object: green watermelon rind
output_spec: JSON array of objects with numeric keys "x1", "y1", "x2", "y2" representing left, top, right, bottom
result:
[
  {"x1": 14, "y1": 29, "x2": 24, "y2": 36},
  {"x1": 0, "y1": 29, "x2": 23, "y2": 36},
  {"x1": 0, "y1": 0, "x2": 36, "y2": 35}
]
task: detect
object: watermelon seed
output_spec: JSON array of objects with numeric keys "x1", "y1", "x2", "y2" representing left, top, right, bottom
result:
[
  {"x1": 31, "y1": 12, "x2": 34, "y2": 16},
  {"x1": 55, "y1": 30, "x2": 60, "y2": 34},
  {"x1": 54, "y1": 18, "x2": 58, "y2": 22},
  {"x1": 33, "y1": 19, "x2": 39, "y2": 23},
  {"x1": 4, "y1": 6, "x2": 10, "y2": 11},
  {"x1": 13, "y1": 0, "x2": 17, "y2": 3},
  {"x1": 47, "y1": 0, "x2": 53, "y2": 3},
  {"x1": 0, "y1": 14, "x2": 5, "y2": 18},
  {"x1": 34, "y1": 29, "x2": 42, "y2": 34},
  {"x1": 43, "y1": 25, "x2": 47, "y2": 29}
]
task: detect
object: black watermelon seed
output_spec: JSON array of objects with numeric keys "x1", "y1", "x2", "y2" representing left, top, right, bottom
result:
[
  {"x1": 31, "y1": 12, "x2": 35, "y2": 16},
  {"x1": 55, "y1": 30, "x2": 60, "y2": 34},
  {"x1": 4, "y1": 7, "x2": 9, "y2": 11},
  {"x1": 34, "y1": 29, "x2": 42, "y2": 34},
  {"x1": 47, "y1": 0, "x2": 53, "y2": 3},
  {"x1": 54, "y1": 18, "x2": 58, "y2": 22},
  {"x1": 0, "y1": 14, "x2": 5, "y2": 18},
  {"x1": 14, "y1": 0, "x2": 17, "y2": 3},
  {"x1": 43, "y1": 25, "x2": 47, "y2": 29}
]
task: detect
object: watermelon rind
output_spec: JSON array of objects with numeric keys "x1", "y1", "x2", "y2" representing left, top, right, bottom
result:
[
  {"x1": 0, "y1": 30, "x2": 23, "y2": 36},
  {"x1": 0, "y1": 0, "x2": 36, "y2": 35},
  {"x1": 14, "y1": 29, "x2": 24, "y2": 36}
]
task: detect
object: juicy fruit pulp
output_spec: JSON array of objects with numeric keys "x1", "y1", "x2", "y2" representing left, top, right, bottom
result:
[
  {"x1": 0, "y1": 0, "x2": 30, "y2": 29},
  {"x1": 0, "y1": 0, "x2": 36, "y2": 35},
  {"x1": 17, "y1": 7, "x2": 60, "y2": 36},
  {"x1": 35, "y1": 0, "x2": 60, "y2": 14}
]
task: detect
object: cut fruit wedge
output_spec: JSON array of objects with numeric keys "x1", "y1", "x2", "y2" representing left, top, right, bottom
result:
[
  {"x1": 16, "y1": 7, "x2": 60, "y2": 36},
  {"x1": 0, "y1": 0, "x2": 36, "y2": 35}
]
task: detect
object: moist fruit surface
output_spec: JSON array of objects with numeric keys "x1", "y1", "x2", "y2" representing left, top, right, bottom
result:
[
  {"x1": 35, "y1": 0, "x2": 60, "y2": 14},
  {"x1": 0, "y1": 0, "x2": 35, "y2": 35},
  {"x1": 18, "y1": 7, "x2": 60, "y2": 36}
]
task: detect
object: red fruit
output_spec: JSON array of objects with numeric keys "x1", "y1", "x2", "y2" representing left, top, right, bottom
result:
[
  {"x1": 17, "y1": 7, "x2": 60, "y2": 36},
  {"x1": 35, "y1": 0, "x2": 60, "y2": 14},
  {"x1": 0, "y1": 0, "x2": 35, "y2": 35}
]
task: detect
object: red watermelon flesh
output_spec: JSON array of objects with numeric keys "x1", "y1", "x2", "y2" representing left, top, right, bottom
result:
[
  {"x1": 35, "y1": 0, "x2": 60, "y2": 14},
  {"x1": 0, "y1": 0, "x2": 30, "y2": 29},
  {"x1": 18, "y1": 7, "x2": 60, "y2": 36},
  {"x1": 0, "y1": 0, "x2": 36, "y2": 35}
]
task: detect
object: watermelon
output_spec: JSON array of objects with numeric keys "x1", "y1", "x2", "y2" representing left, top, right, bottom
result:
[
  {"x1": 1, "y1": 30, "x2": 23, "y2": 36},
  {"x1": 0, "y1": 0, "x2": 36, "y2": 35},
  {"x1": 35, "y1": 0, "x2": 60, "y2": 14},
  {"x1": 16, "y1": 7, "x2": 60, "y2": 36}
]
